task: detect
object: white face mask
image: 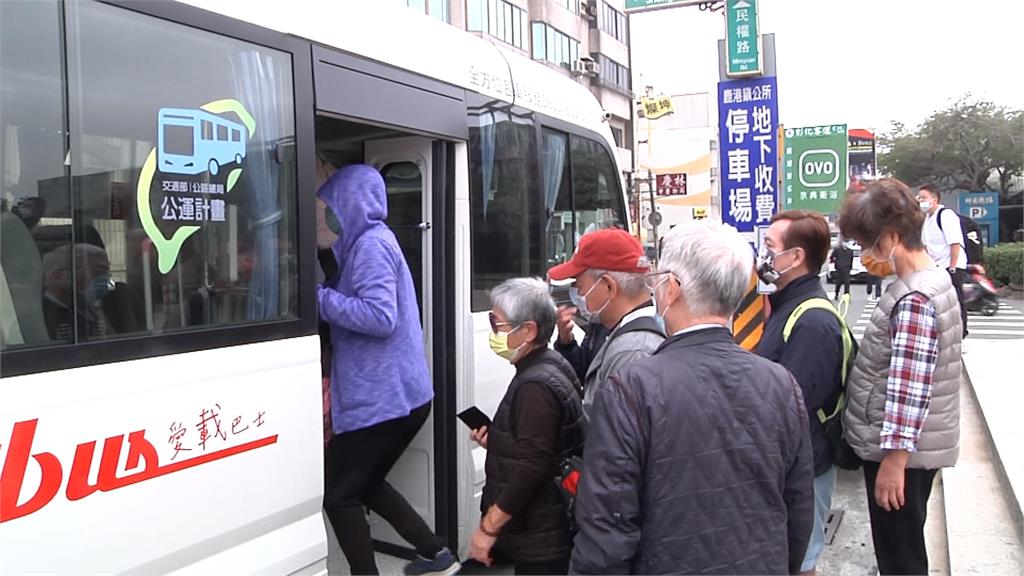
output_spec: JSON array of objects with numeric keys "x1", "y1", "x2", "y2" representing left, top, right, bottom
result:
[
  {"x1": 920, "y1": 201, "x2": 933, "y2": 212},
  {"x1": 569, "y1": 277, "x2": 610, "y2": 323},
  {"x1": 756, "y1": 247, "x2": 796, "y2": 285}
]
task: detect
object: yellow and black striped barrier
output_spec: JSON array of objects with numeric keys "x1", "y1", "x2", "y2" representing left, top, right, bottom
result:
[{"x1": 733, "y1": 270, "x2": 766, "y2": 351}]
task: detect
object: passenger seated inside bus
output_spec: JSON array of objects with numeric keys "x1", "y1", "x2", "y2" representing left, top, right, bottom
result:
[
  {"x1": 184, "y1": 240, "x2": 256, "y2": 326},
  {"x1": 41, "y1": 243, "x2": 113, "y2": 340}
]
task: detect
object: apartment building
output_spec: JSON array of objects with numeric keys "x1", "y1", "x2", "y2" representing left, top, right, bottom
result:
[{"x1": 402, "y1": 0, "x2": 635, "y2": 174}]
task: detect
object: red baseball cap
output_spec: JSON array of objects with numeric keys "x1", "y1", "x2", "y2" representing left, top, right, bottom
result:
[{"x1": 548, "y1": 228, "x2": 651, "y2": 281}]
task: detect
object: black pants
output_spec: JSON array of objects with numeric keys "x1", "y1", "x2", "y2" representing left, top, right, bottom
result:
[
  {"x1": 324, "y1": 401, "x2": 443, "y2": 575},
  {"x1": 863, "y1": 461, "x2": 938, "y2": 576},
  {"x1": 866, "y1": 275, "x2": 882, "y2": 298},
  {"x1": 950, "y1": 268, "x2": 968, "y2": 337},
  {"x1": 834, "y1": 270, "x2": 851, "y2": 299},
  {"x1": 515, "y1": 556, "x2": 570, "y2": 575}
]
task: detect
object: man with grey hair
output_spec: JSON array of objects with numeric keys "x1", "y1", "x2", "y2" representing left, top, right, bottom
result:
[
  {"x1": 41, "y1": 243, "x2": 112, "y2": 341},
  {"x1": 548, "y1": 228, "x2": 664, "y2": 421},
  {"x1": 571, "y1": 220, "x2": 814, "y2": 575}
]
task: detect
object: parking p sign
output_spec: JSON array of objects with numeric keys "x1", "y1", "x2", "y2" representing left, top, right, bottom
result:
[
  {"x1": 783, "y1": 125, "x2": 848, "y2": 213},
  {"x1": 959, "y1": 192, "x2": 1000, "y2": 246}
]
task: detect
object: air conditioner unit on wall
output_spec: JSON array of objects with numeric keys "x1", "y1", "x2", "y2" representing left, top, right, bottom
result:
[
  {"x1": 571, "y1": 58, "x2": 598, "y2": 78},
  {"x1": 581, "y1": 0, "x2": 598, "y2": 21}
]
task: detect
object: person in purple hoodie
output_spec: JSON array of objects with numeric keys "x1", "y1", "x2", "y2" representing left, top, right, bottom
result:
[{"x1": 318, "y1": 164, "x2": 459, "y2": 576}]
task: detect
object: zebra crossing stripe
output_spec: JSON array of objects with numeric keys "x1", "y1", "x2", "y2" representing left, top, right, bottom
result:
[
  {"x1": 967, "y1": 322, "x2": 1024, "y2": 328},
  {"x1": 968, "y1": 329, "x2": 1024, "y2": 336}
]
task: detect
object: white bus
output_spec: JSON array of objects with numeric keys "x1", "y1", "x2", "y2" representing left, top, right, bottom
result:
[{"x1": 0, "y1": 1, "x2": 629, "y2": 573}]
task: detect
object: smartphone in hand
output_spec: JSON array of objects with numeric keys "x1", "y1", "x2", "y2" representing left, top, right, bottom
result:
[{"x1": 457, "y1": 406, "x2": 491, "y2": 431}]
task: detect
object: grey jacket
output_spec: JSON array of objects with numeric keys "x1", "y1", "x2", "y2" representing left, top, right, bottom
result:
[
  {"x1": 571, "y1": 327, "x2": 814, "y2": 575},
  {"x1": 582, "y1": 307, "x2": 664, "y2": 421},
  {"x1": 844, "y1": 267, "x2": 961, "y2": 468}
]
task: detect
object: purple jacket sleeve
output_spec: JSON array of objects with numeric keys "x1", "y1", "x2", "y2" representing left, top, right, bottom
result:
[{"x1": 317, "y1": 236, "x2": 398, "y2": 339}]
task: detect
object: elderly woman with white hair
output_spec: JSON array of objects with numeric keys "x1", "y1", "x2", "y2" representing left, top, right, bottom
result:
[
  {"x1": 468, "y1": 277, "x2": 584, "y2": 575},
  {"x1": 570, "y1": 219, "x2": 815, "y2": 576}
]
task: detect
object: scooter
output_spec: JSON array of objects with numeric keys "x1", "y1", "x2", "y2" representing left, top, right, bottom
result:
[{"x1": 963, "y1": 264, "x2": 1000, "y2": 316}]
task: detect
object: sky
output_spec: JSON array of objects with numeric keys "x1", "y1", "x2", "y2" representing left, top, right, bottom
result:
[{"x1": 629, "y1": 0, "x2": 1024, "y2": 134}]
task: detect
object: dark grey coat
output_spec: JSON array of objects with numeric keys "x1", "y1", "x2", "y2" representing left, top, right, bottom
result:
[{"x1": 570, "y1": 327, "x2": 814, "y2": 575}]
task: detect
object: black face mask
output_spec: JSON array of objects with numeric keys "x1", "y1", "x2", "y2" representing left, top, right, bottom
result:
[{"x1": 755, "y1": 247, "x2": 795, "y2": 285}]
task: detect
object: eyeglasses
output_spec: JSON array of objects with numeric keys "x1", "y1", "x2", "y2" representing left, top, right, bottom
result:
[
  {"x1": 489, "y1": 312, "x2": 513, "y2": 333},
  {"x1": 643, "y1": 270, "x2": 676, "y2": 291}
]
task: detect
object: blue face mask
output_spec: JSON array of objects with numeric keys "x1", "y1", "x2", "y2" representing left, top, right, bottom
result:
[
  {"x1": 85, "y1": 275, "x2": 112, "y2": 304},
  {"x1": 325, "y1": 207, "x2": 341, "y2": 235},
  {"x1": 653, "y1": 314, "x2": 666, "y2": 334},
  {"x1": 568, "y1": 287, "x2": 595, "y2": 323},
  {"x1": 650, "y1": 274, "x2": 674, "y2": 332}
]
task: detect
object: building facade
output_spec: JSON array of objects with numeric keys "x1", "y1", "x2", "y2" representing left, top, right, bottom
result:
[
  {"x1": 401, "y1": 0, "x2": 635, "y2": 174},
  {"x1": 634, "y1": 92, "x2": 717, "y2": 236}
]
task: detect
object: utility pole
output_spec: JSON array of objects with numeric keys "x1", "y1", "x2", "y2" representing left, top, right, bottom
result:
[{"x1": 629, "y1": 171, "x2": 661, "y2": 263}]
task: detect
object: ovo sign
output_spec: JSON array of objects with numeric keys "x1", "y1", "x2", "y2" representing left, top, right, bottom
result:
[{"x1": 798, "y1": 149, "x2": 840, "y2": 188}]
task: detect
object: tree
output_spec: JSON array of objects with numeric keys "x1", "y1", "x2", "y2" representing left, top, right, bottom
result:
[{"x1": 879, "y1": 96, "x2": 1024, "y2": 197}]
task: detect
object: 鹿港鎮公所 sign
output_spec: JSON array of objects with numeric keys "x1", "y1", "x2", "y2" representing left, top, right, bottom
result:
[{"x1": 718, "y1": 76, "x2": 778, "y2": 234}]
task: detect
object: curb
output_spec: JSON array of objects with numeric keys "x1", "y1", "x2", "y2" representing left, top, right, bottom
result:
[{"x1": 962, "y1": 365, "x2": 1024, "y2": 545}]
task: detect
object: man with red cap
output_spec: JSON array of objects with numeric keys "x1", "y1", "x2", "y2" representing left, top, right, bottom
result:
[{"x1": 548, "y1": 229, "x2": 665, "y2": 420}]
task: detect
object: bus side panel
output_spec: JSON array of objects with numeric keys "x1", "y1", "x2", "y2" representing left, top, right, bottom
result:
[
  {"x1": 0, "y1": 336, "x2": 325, "y2": 575},
  {"x1": 452, "y1": 133, "x2": 522, "y2": 557},
  {"x1": 453, "y1": 142, "x2": 491, "y2": 557}
]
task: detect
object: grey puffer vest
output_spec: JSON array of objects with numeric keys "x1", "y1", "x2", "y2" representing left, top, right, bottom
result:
[
  {"x1": 482, "y1": 348, "x2": 585, "y2": 562},
  {"x1": 844, "y1": 267, "x2": 961, "y2": 469}
]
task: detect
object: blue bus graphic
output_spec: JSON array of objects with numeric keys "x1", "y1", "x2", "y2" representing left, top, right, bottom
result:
[{"x1": 157, "y1": 108, "x2": 247, "y2": 176}]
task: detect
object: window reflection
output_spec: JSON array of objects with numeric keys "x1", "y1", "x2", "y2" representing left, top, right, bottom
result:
[
  {"x1": 1, "y1": 0, "x2": 298, "y2": 351},
  {"x1": 468, "y1": 104, "x2": 541, "y2": 311},
  {"x1": 1, "y1": 0, "x2": 70, "y2": 348}
]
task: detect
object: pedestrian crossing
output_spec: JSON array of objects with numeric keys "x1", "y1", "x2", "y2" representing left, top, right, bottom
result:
[{"x1": 851, "y1": 300, "x2": 1024, "y2": 341}]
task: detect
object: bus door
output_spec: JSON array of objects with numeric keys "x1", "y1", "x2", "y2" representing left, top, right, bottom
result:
[{"x1": 363, "y1": 137, "x2": 436, "y2": 549}]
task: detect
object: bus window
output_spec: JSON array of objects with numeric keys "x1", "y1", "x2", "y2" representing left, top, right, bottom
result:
[
  {"x1": 0, "y1": 0, "x2": 300, "y2": 352},
  {"x1": 571, "y1": 134, "x2": 626, "y2": 238},
  {"x1": 0, "y1": 0, "x2": 72, "y2": 351},
  {"x1": 468, "y1": 105, "x2": 541, "y2": 311},
  {"x1": 381, "y1": 161, "x2": 424, "y2": 307},
  {"x1": 542, "y1": 129, "x2": 573, "y2": 269}
]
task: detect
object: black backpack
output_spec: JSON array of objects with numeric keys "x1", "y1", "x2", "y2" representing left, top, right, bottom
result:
[{"x1": 937, "y1": 208, "x2": 983, "y2": 265}]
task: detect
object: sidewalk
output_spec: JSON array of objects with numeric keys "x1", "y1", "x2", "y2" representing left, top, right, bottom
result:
[{"x1": 945, "y1": 339, "x2": 1024, "y2": 573}]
